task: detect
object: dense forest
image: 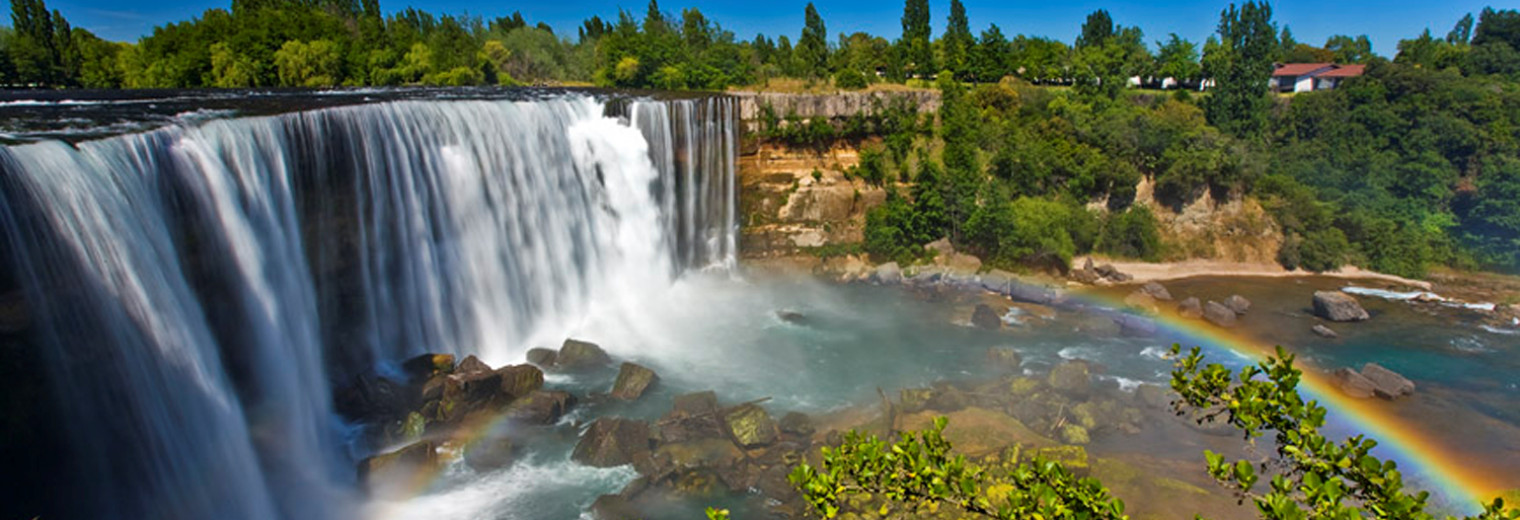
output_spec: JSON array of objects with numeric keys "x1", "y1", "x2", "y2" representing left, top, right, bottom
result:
[{"x1": 2, "y1": 0, "x2": 1519, "y2": 276}]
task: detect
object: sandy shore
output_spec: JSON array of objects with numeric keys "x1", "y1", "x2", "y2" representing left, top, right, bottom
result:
[{"x1": 1074, "y1": 257, "x2": 1434, "y2": 290}]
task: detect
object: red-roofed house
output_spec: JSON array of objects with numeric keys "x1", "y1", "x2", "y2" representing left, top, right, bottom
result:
[{"x1": 1272, "y1": 63, "x2": 1365, "y2": 93}]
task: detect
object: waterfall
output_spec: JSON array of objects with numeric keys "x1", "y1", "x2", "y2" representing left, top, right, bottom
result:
[{"x1": 0, "y1": 93, "x2": 739, "y2": 520}]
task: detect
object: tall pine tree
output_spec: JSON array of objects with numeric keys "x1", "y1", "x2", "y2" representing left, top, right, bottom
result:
[
  {"x1": 1204, "y1": 1, "x2": 1278, "y2": 138},
  {"x1": 941, "y1": 0, "x2": 972, "y2": 80},
  {"x1": 899, "y1": 0, "x2": 932, "y2": 78}
]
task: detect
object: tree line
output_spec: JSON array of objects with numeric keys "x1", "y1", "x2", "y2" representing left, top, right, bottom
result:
[{"x1": 7, "y1": 0, "x2": 1520, "y2": 90}]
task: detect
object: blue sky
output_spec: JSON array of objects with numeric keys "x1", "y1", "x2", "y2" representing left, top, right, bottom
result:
[{"x1": 46, "y1": 0, "x2": 1498, "y2": 57}]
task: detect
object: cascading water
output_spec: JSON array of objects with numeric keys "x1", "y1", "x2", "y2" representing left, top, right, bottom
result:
[{"x1": 0, "y1": 93, "x2": 738, "y2": 520}]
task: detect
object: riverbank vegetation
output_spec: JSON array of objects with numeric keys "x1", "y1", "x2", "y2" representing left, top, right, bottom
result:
[
  {"x1": 2, "y1": 0, "x2": 1519, "y2": 277},
  {"x1": 760, "y1": 348, "x2": 1520, "y2": 520}
]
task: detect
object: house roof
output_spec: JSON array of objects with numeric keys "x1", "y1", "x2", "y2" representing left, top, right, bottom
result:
[
  {"x1": 1273, "y1": 63, "x2": 1335, "y2": 76},
  {"x1": 1318, "y1": 64, "x2": 1366, "y2": 78}
]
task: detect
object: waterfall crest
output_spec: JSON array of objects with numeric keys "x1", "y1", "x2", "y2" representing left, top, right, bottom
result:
[{"x1": 0, "y1": 94, "x2": 738, "y2": 519}]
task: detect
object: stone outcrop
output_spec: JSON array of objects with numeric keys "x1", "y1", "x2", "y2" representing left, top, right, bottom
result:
[
  {"x1": 1313, "y1": 291, "x2": 1370, "y2": 322},
  {"x1": 610, "y1": 362, "x2": 659, "y2": 401},
  {"x1": 734, "y1": 90, "x2": 941, "y2": 122},
  {"x1": 463, "y1": 436, "x2": 515, "y2": 471},
  {"x1": 358, "y1": 441, "x2": 439, "y2": 495},
  {"x1": 1203, "y1": 301, "x2": 1237, "y2": 327},
  {"x1": 525, "y1": 348, "x2": 557, "y2": 367},
  {"x1": 504, "y1": 390, "x2": 577, "y2": 425}
]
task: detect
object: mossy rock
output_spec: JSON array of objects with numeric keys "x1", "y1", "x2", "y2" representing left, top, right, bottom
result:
[
  {"x1": 1071, "y1": 401, "x2": 1099, "y2": 430},
  {"x1": 398, "y1": 411, "x2": 426, "y2": 442},
  {"x1": 898, "y1": 407, "x2": 1053, "y2": 457},
  {"x1": 610, "y1": 362, "x2": 659, "y2": 401},
  {"x1": 899, "y1": 387, "x2": 934, "y2": 413},
  {"x1": 1047, "y1": 361, "x2": 1091, "y2": 398},
  {"x1": 496, "y1": 364, "x2": 544, "y2": 400},
  {"x1": 723, "y1": 403, "x2": 779, "y2": 448},
  {"x1": 1059, "y1": 424, "x2": 1090, "y2": 445},
  {"x1": 1007, "y1": 377, "x2": 1041, "y2": 397},
  {"x1": 525, "y1": 347, "x2": 557, "y2": 367},
  {"x1": 402, "y1": 353, "x2": 455, "y2": 380}
]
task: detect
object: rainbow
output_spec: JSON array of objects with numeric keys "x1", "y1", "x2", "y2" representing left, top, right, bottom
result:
[
  {"x1": 368, "y1": 282, "x2": 1513, "y2": 518},
  {"x1": 1072, "y1": 287, "x2": 1507, "y2": 515}
]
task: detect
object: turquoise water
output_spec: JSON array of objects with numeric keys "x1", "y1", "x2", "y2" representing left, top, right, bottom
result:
[{"x1": 369, "y1": 271, "x2": 1520, "y2": 519}]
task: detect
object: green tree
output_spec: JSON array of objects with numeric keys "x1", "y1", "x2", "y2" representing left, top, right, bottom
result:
[
  {"x1": 1324, "y1": 34, "x2": 1375, "y2": 63},
  {"x1": 941, "y1": 0, "x2": 973, "y2": 81},
  {"x1": 972, "y1": 24, "x2": 1011, "y2": 82},
  {"x1": 898, "y1": 0, "x2": 933, "y2": 78},
  {"x1": 1154, "y1": 34, "x2": 1201, "y2": 83},
  {"x1": 1204, "y1": 1, "x2": 1278, "y2": 138},
  {"x1": 796, "y1": 3, "x2": 829, "y2": 79},
  {"x1": 1076, "y1": 9, "x2": 1114, "y2": 48},
  {"x1": 210, "y1": 42, "x2": 260, "y2": 87},
  {"x1": 1448, "y1": 13, "x2": 1475, "y2": 45},
  {"x1": 273, "y1": 39, "x2": 342, "y2": 87}
]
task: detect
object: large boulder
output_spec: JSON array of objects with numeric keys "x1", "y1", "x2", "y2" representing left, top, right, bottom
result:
[
  {"x1": 358, "y1": 441, "x2": 439, "y2": 495},
  {"x1": 872, "y1": 262, "x2": 902, "y2": 285},
  {"x1": 1361, "y1": 363, "x2": 1414, "y2": 399},
  {"x1": 1313, "y1": 291, "x2": 1370, "y2": 322},
  {"x1": 572, "y1": 418, "x2": 653, "y2": 468},
  {"x1": 1140, "y1": 282, "x2": 1173, "y2": 301},
  {"x1": 525, "y1": 348, "x2": 557, "y2": 367},
  {"x1": 1177, "y1": 297, "x2": 1204, "y2": 319},
  {"x1": 557, "y1": 339, "x2": 612, "y2": 371},
  {"x1": 1203, "y1": 301, "x2": 1237, "y2": 327},
  {"x1": 496, "y1": 364, "x2": 545, "y2": 400},
  {"x1": 659, "y1": 392, "x2": 727, "y2": 444},
  {"x1": 1225, "y1": 295, "x2": 1252, "y2": 315},
  {"x1": 1008, "y1": 283, "x2": 1056, "y2": 305},
  {"x1": 671, "y1": 391, "x2": 720, "y2": 417},
  {"x1": 1048, "y1": 361, "x2": 1092, "y2": 398},
  {"x1": 972, "y1": 304, "x2": 1003, "y2": 330},
  {"x1": 723, "y1": 403, "x2": 779, "y2": 448},
  {"x1": 610, "y1": 362, "x2": 659, "y2": 401},
  {"x1": 504, "y1": 390, "x2": 577, "y2": 425},
  {"x1": 1333, "y1": 368, "x2": 1377, "y2": 399},
  {"x1": 1113, "y1": 314, "x2": 1158, "y2": 337}
]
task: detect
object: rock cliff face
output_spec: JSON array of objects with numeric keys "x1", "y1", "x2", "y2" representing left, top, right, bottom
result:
[
  {"x1": 739, "y1": 142, "x2": 885, "y2": 257},
  {"x1": 731, "y1": 90, "x2": 941, "y2": 128}
]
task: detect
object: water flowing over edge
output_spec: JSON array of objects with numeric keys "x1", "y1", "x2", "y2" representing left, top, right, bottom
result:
[{"x1": 0, "y1": 93, "x2": 737, "y2": 520}]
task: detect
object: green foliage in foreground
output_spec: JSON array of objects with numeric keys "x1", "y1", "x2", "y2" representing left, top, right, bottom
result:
[
  {"x1": 755, "y1": 346, "x2": 1519, "y2": 520},
  {"x1": 788, "y1": 417, "x2": 1126, "y2": 519}
]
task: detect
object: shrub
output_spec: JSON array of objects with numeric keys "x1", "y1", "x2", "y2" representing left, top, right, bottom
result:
[
  {"x1": 1099, "y1": 206, "x2": 1163, "y2": 261},
  {"x1": 834, "y1": 68, "x2": 869, "y2": 90}
]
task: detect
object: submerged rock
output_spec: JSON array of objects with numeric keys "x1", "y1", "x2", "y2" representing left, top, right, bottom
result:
[
  {"x1": 610, "y1": 362, "x2": 659, "y2": 401},
  {"x1": 1313, "y1": 291, "x2": 1370, "y2": 322},
  {"x1": 724, "y1": 403, "x2": 779, "y2": 448},
  {"x1": 775, "y1": 310, "x2": 811, "y2": 326},
  {"x1": 1361, "y1": 363, "x2": 1415, "y2": 399},
  {"x1": 589, "y1": 494, "x2": 641, "y2": 520},
  {"x1": 463, "y1": 436, "x2": 515, "y2": 471},
  {"x1": 1225, "y1": 295, "x2": 1252, "y2": 315},
  {"x1": 972, "y1": 304, "x2": 1003, "y2": 330},
  {"x1": 1333, "y1": 368, "x2": 1377, "y2": 399},
  {"x1": 1140, "y1": 282, "x2": 1173, "y2": 301},
  {"x1": 1203, "y1": 301, "x2": 1237, "y2": 327},
  {"x1": 1048, "y1": 361, "x2": 1092, "y2": 398},
  {"x1": 985, "y1": 347, "x2": 1023, "y2": 372},
  {"x1": 358, "y1": 441, "x2": 439, "y2": 495},
  {"x1": 557, "y1": 339, "x2": 612, "y2": 371},
  {"x1": 1126, "y1": 287, "x2": 1160, "y2": 309},
  {"x1": 779, "y1": 411, "x2": 816, "y2": 436},
  {"x1": 1177, "y1": 297, "x2": 1203, "y2": 319},
  {"x1": 573, "y1": 418, "x2": 653, "y2": 468},
  {"x1": 1312, "y1": 324, "x2": 1340, "y2": 338},
  {"x1": 872, "y1": 262, "x2": 902, "y2": 284}
]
